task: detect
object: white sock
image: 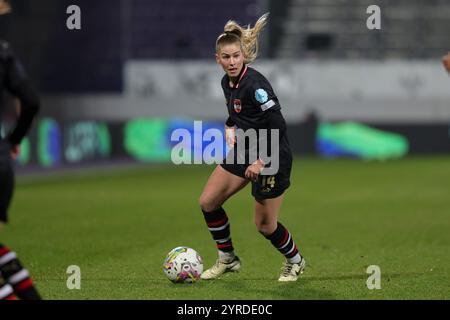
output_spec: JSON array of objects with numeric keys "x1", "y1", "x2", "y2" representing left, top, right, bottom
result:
[
  {"x1": 287, "y1": 253, "x2": 302, "y2": 264},
  {"x1": 218, "y1": 251, "x2": 235, "y2": 263}
]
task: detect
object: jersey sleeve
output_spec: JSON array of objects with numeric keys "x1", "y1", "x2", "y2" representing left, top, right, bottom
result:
[
  {"x1": 249, "y1": 78, "x2": 281, "y2": 113},
  {"x1": 1, "y1": 42, "x2": 40, "y2": 146},
  {"x1": 225, "y1": 116, "x2": 235, "y2": 127}
]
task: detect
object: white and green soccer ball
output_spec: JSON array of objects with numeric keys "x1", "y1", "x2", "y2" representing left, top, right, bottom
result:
[{"x1": 163, "y1": 247, "x2": 203, "y2": 283}]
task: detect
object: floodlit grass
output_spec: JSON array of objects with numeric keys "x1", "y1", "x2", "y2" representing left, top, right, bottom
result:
[{"x1": 3, "y1": 156, "x2": 450, "y2": 299}]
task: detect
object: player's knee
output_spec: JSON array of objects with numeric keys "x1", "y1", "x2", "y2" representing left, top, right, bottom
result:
[
  {"x1": 255, "y1": 219, "x2": 276, "y2": 236},
  {"x1": 198, "y1": 194, "x2": 220, "y2": 213}
]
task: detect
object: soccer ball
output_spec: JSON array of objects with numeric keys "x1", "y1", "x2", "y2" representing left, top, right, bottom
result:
[{"x1": 163, "y1": 247, "x2": 203, "y2": 283}]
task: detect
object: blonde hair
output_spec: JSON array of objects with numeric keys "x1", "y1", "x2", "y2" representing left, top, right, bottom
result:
[{"x1": 216, "y1": 13, "x2": 269, "y2": 64}]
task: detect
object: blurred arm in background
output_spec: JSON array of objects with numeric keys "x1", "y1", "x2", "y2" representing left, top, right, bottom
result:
[
  {"x1": 0, "y1": 0, "x2": 11, "y2": 15},
  {"x1": 1, "y1": 41, "x2": 40, "y2": 157},
  {"x1": 443, "y1": 52, "x2": 450, "y2": 74},
  {"x1": 9, "y1": 98, "x2": 21, "y2": 159}
]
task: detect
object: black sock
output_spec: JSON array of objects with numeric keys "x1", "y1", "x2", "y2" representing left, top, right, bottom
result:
[
  {"x1": 202, "y1": 207, "x2": 234, "y2": 253},
  {"x1": 0, "y1": 274, "x2": 16, "y2": 300},
  {"x1": 0, "y1": 244, "x2": 41, "y2": 300},
  {"x1": 264, "y1": 222, "x2": 301, "y2": 261}
]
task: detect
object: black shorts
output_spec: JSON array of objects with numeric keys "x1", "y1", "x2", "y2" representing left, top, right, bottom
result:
[
  {"x1": 220, "y1": 161, "x2": 292, "y2": 200},
  {"x1": 0, "y1": 140, "x2": 14, "y2": 223}
]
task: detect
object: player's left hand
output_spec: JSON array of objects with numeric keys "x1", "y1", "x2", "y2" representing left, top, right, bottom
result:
[
  {"x1": 443, "y1": 52, "x2": 450, "y2": 74},
  {"x1": 10, "y1": 144, "x2": 20, "y2": 160},
  {"x1": 245, "y1": 159, "x2": 264, "y2": 182}
]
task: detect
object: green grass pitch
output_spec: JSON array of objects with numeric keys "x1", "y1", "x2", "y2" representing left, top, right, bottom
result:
[{"x1": 2, "y1": 156, "x2": 450, "y2": 299}]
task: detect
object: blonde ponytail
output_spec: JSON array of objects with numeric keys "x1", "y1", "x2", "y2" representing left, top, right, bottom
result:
[{"x1": 216, "y1": 13, "x2": 269, "y2": 64}]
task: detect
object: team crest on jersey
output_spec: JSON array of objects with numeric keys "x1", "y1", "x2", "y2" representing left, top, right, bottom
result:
[{"x1": 233, "y1": 99, "x2": 242, "y2": 113}]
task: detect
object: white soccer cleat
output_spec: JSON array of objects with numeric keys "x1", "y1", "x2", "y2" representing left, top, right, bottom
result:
[
  {"x1": 278, "y1": 257, "x2": 306, "y2": 282},
  {"x1": 200, "y1": 256, "x2": 241, "y2": 280}
]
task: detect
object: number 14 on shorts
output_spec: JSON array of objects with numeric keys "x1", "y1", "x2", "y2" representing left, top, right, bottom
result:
[{"x1": 261, "y1": 176, "x2": 275, "y2": 188}]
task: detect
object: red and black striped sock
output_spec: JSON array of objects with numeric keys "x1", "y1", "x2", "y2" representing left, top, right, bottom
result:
[
  {"x1": 264, "y1": 222, "x2": 302, "y2": 263},
  {"x1": 0, "y1": 276, "x2": 16, "y2": 300},
  {"x1": 0, "y1": 244, "x2": 41, "y2": 300},
  {"x1": 202, "y1": 207, "x2": 234, "y2": 253}
]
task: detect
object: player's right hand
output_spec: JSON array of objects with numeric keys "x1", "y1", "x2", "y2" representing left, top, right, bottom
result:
[
  {"x1": 225, "y1": 125, "x2": 236, "y2": 148},
  {"x1": 443, "y1": 52, "x2": 450, "y2": 74}
]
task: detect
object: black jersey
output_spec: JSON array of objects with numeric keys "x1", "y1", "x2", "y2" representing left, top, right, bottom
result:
[
  {"x1": 220, "y1": 65, "x2": 293, "y2": 199},
  {"x1": 221, "y1": 65, "x2": 292, "y2": 168},
  {"x1": 222, "y1": 65, "x2": 281, "y2": 130},
  {"x1": 0, "y1": 39, "x2": 39, "y2": 147}
]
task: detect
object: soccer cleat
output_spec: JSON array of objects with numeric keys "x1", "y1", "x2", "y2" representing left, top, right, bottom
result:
[
  {"x1": 278, "y1": 257, "x2": 306, "y2": 282},
  {"x1": 200, "y1": 256, "x2": 241, "y2": 280}
]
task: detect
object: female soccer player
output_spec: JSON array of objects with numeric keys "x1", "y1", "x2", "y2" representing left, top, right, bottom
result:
[
  {"x1": 199, "y1": 13, "x2": 305, "y2": 282},
  {"x1": 443, "y1": 52, "x2": 450, "y2": 74},
  {"x1": 0, "y1": 1, "x2": 41, "y2": 299}
]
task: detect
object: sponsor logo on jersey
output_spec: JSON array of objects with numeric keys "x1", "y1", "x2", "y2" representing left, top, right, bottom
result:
[
  {"x1": 255, "y1": 88, "x2": 269, "y2": 104},
  {"x1": 233, "y1": 99, "x2": 242, "y2": 113},
  {"x1": 260, "y1": 99, "x2": 275, "y2": 111}
]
